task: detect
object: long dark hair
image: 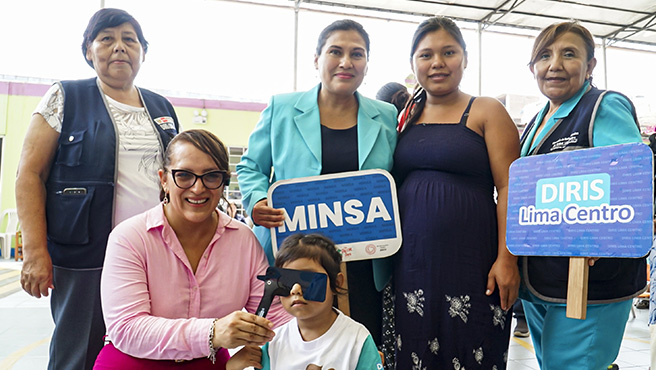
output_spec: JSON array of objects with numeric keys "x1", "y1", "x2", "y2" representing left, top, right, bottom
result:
[
  {"x1": 402, "y1": 17, "x2": 467, "y2": 129},
  {"x1": 376, "y1": 82, "x2": 410, "y2": 116}
]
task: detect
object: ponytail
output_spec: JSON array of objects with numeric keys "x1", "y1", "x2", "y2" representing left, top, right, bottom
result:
[{"x1": 398, "y1": 85, "x2": 426, "y2": 134}]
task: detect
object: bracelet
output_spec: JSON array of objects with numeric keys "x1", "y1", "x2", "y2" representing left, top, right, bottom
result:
[{"x1": 208, "y1": 318, "x2": 218, "y2": 364}]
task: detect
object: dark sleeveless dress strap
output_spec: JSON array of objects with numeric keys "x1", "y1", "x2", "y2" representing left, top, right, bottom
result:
[{"x1": 458, "y1": 96, "x2": 476, "y2": 126}]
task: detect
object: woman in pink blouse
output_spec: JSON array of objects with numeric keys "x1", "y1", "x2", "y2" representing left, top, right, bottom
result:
[{"x1": 94, "y1": 129, "x2": 290, "y2": 369}]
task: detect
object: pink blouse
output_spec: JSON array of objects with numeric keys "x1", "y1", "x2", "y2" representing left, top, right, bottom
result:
[{"x1": 100, "y1": 205, "x2": 291, "y2": 360}]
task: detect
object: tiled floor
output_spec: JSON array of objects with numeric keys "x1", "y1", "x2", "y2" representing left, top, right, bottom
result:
[
  {"x1": 0, "y1": 261, "x2": 53, "y2": 370},
  {"x1": 0, "y1": 259, "x2": 651, "y2": 369},
  {"x1": 507, "y1": 304, "x2": 651, "y2": 370}
]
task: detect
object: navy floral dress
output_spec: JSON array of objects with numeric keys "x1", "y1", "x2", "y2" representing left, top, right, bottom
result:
[{"x1": 392, "y1": 98, "x2": 511, "y2": 369}]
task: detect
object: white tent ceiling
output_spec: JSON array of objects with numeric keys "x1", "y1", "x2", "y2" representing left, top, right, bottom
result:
[{"x1": 298, "y1": 0, "x2": 656, "y2": 47}]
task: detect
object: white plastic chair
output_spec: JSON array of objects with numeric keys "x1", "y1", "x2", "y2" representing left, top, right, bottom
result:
[{"x1": 0, "y1": 209, "x2": 19, "y2": 259}]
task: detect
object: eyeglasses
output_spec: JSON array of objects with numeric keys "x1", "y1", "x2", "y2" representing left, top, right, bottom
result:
[{"x1": 170, "y1": 169, "x2": 229, "y2": 190}]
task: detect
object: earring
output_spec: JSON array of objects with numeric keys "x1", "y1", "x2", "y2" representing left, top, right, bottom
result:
[{"x1": 162, "y1": 190, "x2": 169, "y2": 205}]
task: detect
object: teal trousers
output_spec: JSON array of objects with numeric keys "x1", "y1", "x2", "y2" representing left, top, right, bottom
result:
[{"x1": 523, "y1": 294, "x2": 631, "y2": 370}]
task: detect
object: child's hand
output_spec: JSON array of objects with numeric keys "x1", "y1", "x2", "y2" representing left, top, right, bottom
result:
[{"x1": 226, "y1": 345, "x2": 263, "y2": 370}]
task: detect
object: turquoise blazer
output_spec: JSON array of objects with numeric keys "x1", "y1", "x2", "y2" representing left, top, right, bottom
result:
[{"x1": 236, "y1": 84, "x2": 398, "y2": 290}]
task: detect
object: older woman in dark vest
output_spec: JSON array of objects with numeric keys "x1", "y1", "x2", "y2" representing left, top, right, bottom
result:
[{"x1": 16, "y1": 8, "x2": 178, "y2": 369}]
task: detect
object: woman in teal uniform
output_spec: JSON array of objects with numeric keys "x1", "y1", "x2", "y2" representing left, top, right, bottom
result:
[{"x1": 520, "y1": 21, "x2": 647, "y2": 370}]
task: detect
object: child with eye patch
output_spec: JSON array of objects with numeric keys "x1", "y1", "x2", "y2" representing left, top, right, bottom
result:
[{"x1": 227, "y1": 234, "x2": 383, "y2": 370}]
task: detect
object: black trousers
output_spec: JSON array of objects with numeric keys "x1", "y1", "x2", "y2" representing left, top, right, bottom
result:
[
  {"x1": 345, "y1": 260, "x2": 382, "y2": 345},
  {"x1": 49, "y1": 266, "x2": 105, "y2": 370}
]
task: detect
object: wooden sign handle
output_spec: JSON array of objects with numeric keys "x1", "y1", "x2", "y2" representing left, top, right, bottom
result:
[
  {"x1": 337, "y1": 262, "x2": 350, "y2": 316},
  {"x1": 566, "y1": 257, "x2": 589, "y2": 319}
]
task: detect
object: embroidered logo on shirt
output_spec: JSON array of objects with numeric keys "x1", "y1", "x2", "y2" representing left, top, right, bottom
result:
[
  {"x1": 550, "y1": 131, "x2": 580, "y2": 151},
  {"x1": 154, "y1": 116, "x2": 176, "y2": 131}
]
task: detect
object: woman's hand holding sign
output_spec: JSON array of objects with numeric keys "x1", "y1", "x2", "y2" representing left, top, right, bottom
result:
[{"x1": 252, "y1": 199, "x2": 285, "y2": 228}]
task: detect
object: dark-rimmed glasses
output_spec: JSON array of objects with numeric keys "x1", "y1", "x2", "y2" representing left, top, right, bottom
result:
[{"x1": 170, "y1": 169, "x2": 229, "y2": 190}]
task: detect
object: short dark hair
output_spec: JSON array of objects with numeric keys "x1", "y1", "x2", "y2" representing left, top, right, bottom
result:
[
  {"x1": 376, "y1": 82, "x2": 410, "y2": 116},
  {"x1": 529, "y1": 21, "x2": 595, "y2": 67},
  {"x1": 275, "y1": 234, "x2": 345, "y2": 295},
  {"x1": 649, "y1": 133, "x2": 656, "y2": 153},
  {"x1": 82, "y1": 8, "x2": 148, "y2": 68},
  {"x1": 315, "y1": 19, "x2": 370, "y2": 59},
  {"x1": 160, "y1": 129, "x2": 230, "y2": 202}
]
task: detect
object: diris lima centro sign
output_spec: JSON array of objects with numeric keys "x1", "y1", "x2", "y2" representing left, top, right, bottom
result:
[{"x1": 506, "y1": 143, "x2": 653, "y2": 257}]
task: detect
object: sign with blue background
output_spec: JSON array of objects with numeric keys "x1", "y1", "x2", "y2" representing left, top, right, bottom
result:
[
  {"x1": 507, "y1": 143, "x2": 653, "y2": 257},
  {"x1": 268, "y1": 169, "x2": 402, "y2": 262}
]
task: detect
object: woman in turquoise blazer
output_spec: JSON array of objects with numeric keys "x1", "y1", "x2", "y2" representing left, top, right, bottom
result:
[{"x1": 236, "y1": 19, "x2": 397, "y2": 348}]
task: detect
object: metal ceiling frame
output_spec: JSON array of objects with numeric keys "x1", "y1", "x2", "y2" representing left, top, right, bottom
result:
[
  {"x1": 299, "y1": 0, "x2": 656, "y2": 47},
  {"x1": 606, "y1": 12, "x2": 656, "y2": 45},
  {"x1": 289, "y1": 0, "x2": 656, "y2": 93},
  {"x1": 480, "y1": 0, "x2": 527, "y2": 28}
]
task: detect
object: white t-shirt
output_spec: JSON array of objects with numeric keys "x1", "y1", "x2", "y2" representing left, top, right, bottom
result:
[
  {"x1": 261, "y1": 309, "x2": 383, "y2": 370},
  {"x1": 35, "y1": 82, "x2": 163, "y2": 226}
]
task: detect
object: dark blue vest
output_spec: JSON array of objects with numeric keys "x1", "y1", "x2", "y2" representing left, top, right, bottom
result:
[
  {"x1": 520, "y1": 87, "x2": 646, "y2": 302},
  {"x1": 45, "y1": 78, "x2": 179, "y2": 268}
]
